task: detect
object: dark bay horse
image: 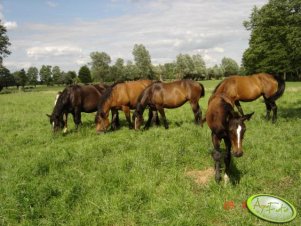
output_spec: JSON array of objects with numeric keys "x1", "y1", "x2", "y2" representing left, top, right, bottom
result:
[
  {"x1": 48, "y1": 84, "x2": 119, "y2": 133},
  {"x1": 133, "y1": 80, "x2": 205, "y2": 129},
  {"x1": 95, "y1": 80, "x2": 156, "y2": 133},
  {"x1": 213, "y1": 73, "x2": 285, "y2": 123},
  {"x1": 206, "y1": 94, "x2": 254, "y2": 183}
]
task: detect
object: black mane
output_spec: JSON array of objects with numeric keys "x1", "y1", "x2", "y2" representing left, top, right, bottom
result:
[
  {"x1": 97, "y1": 81, "x2": 124, "y2": 110},
  {"x1": 51, "y1": 86, "x2": 72, "y2": 117}
]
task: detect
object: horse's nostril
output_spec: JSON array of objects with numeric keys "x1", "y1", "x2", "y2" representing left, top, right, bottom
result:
[{"x1": 233, "y1": 152, "x2": 243, "y2": 157}]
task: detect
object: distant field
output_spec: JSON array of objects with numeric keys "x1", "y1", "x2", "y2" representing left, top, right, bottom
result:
[{"x1": 0, "y1": 81, "x2": 301, "y2": 225}]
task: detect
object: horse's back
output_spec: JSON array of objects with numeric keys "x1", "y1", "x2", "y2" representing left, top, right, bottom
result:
[{"x1": 214, "y1": 75, "x2": 263, "y2": 102}]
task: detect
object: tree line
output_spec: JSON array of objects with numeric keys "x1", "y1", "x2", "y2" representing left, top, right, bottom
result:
[
  {"x1": 0, "y1": 44, "x2": 241, "y2": 90},
  {"x1": 1, "y1": 0, "x2": 301, "y2": 91}
]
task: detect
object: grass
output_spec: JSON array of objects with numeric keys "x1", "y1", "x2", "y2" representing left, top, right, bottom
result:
[{"x1": 0, "y1": 81, "x2": 301, "y2": 225}]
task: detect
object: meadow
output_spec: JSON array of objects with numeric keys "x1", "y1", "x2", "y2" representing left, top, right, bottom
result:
[{"x1": 0, "y1": 80, "x2": 301, "y2": 225}]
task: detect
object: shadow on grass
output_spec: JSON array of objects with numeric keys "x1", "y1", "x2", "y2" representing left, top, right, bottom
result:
[
  {"x1": 229, "y1": 159, "x2": 242, "y2": 185},
  {"x1": 279, "y1": 107, "x2": 301, "y2": 119}
]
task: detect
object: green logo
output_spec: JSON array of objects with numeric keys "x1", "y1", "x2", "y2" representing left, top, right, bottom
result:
[{"x1": 247, "y1": 194, "x2": 297, "y2": 223}]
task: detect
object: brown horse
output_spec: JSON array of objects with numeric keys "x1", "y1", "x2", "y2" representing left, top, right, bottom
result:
[
  {"x1": 206, "y1": 93, "x2": 254, "y2": 183},
  {"x1": 95, "y1": 80, "x2": 156, "y2": 132},
  {"x1": 133, "y1": 80, "x2": 205, "y2": 129},
  {"x1": 213, "y1": 73, "x2": 285, "y2": 123},
  {"x1": 48, "y1": 84, "x2": 119, "y2": 133}
]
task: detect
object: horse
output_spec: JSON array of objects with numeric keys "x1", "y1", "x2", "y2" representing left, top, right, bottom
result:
[
  {"x1": 206, "y1": 93, "x2": 254, "y2": 183},
  {"x1": 95, "y1": 80, "x2": 157, "y2": 133},
  {"x1": 213, "y1": 73, "x2": 285, "y2": 123},
  {"x1": 47, "y1": 84, "x2": 119, "y2": 133},
  {"x1": 133, "y1": 79, "x2": 205, "y2": 129}
]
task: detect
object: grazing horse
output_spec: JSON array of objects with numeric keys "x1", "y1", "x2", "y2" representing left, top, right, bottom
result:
[
  {"x1": 48, "y1": 84, "x2": 119, "y2": 133},
  {"x1": 213, "y1": 73, "x2": 285, "y2": 123},
  {"x1": 206, "y1": 94, "x2": 254, "y2": 183},
  {"x1": 95, "y1": 80, "x2": 156, "y2": 133},
  {"x1": 133, "y1": 80, "x2": 205, "y2": 129}
]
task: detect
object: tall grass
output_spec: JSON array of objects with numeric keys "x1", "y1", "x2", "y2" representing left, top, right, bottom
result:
[{"x1": 0, "y1": 81, "x2": 300, "y2": 225}]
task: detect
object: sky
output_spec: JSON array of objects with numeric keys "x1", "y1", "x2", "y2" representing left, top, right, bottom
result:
[{"x1": 1, "y1": 0, "x2": 268, "y2": 72}]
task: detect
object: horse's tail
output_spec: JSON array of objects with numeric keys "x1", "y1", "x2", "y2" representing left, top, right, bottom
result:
[
  {"x1": 198, "y1": 82, "x2": 205, "y2": 98},
  {"x1": 270, "y1": 74, "x2": 285, "y2": 101}
]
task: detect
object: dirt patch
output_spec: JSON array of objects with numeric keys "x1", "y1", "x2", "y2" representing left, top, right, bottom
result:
[{"x1": 185, "y1": 168, "x2": 215, "y2": 185}]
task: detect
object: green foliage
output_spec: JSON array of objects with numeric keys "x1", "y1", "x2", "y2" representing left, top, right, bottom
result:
[
  {"x1": 13, "y1": 69, "x2": 27, "y2": 88},
  {"x1": 1, "y1": 82, "x2": 301, "y2": 225},
  {"x1": 0, "y1": 65, "x2": 13, "y2": 88},
  {"x1": 0, "y1": 20, "x2": 11, "y2": 61},
  {"x1": 132, "y1": 44, "x2": 154, "y2": 79},
  {"x1": 90, "y1": 51, "x2": 111, "y2": 82},
  {"x1": 27, "y1": 67, "x2": 38, "y2": 86},
  {"x1": 52, "y1": 66, "x2": 62, "y2": 85},
  {"x1": 78, "y1": 65, "x2": 92, "y2": 84},
  {"x1": 175, "y1": 54, "x2": 207, "y2": 80},
  {"x1": 243, "y1": 0, "x2": 301, "y2": 79},
  {"x1": 221, "y1": 57, "x2": 239, "y2": 77},
  {"x1": 39, "y1": 65, "x2": 52, "y2": 86}
]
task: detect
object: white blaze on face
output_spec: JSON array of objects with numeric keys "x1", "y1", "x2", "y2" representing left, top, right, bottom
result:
[
  {"x1": 52, "y1": 121, "x2": 55, "y2": 129},
  {"x1": 54, "y1": 93, "x2": 60, "y2": 106},
  {"x1": 236, "y1": 125, "x2": 242, "y2": 148}
]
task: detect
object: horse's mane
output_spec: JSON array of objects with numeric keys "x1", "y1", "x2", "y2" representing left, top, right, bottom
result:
[
  {"x1": 97, "y1": 81, "x2": 124, "y2": 110},
  {"x1": 51, "y1": 86, "x2": 74, "y2": 117}
]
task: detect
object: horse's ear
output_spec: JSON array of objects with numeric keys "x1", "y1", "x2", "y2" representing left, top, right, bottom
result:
[
  {"x1": 241, "y1": 112, "x2": 254, "y2": 121},
  {"x1": 46, "y1": 114, "x2": 51, "y2": 118}
]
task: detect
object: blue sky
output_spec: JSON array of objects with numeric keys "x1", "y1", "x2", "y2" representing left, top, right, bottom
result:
[{"x1": 1, "y1": 0, "x2": 268, "y2": 72}]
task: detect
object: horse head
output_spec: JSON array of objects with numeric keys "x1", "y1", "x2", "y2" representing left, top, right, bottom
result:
[
  {"x1": 47, "y1": 113, "x2": 64, "y2": 132},
  {"x1": 228, "y1": 112, "x2": 254, "y2": 157},
  {"x1": 133, "y1": 110, "x2": 144, "y2": 130},
  {"x1": 95, "y1": 110, "x2": 110, "y2": 133}
]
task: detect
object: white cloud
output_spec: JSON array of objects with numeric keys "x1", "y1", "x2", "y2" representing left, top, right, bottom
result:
[
  {"x1": 3, "y1": 0, "x2": 268, "y2": 71},
  {"x1": 46, "y1": 1, "x2": 58, "y2": 8},
  {"x1": 27, "y1": 46, "x2": 83, "y2": 58},
  {"x1": 0, "y1": 3, "x2": 18, "y2": 30},
  {"x1": 4, "y1": 21, "x2": 18, "y2": 30}
]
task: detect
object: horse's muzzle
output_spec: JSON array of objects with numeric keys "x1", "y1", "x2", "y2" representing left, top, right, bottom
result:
[{"x1": 232, "y1": 151, "x2": 243, "y2": 158}]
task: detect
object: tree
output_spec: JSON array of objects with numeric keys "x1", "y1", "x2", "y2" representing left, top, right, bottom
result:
[
  {"x1": 110, "y1": 58, "x2": 125, "y2": 81},
  {"x1": 78, "y1": 65, "x2": 92, "y2": 84},
  {"x1": 175, "y1": 54, "x2": 195, "y2": 79},
  {"x1": 27, "y1": 66, "x2": 38, "y2": 86},
  {"x1": 0, "y1": 66, "x2": 13, "y2": 89},
  {"x1": 123, "y1": 60, "x2": 139, "y2": 81},
  {"x1": 13, "y1": 69, "x2": 27, "y2": 89},
  {"x1": 221, "y1": 57, "x2": 239, "y2": 77},
  {"x1": 40, "y1": 65, "x2": 52, "y2": 85},
  {"x1": 90, "y1": 51, "x2": 111, "y2": 82},
  {"x1": 52, "y1": 66, "x2": 62, "y2": 85},
  {"x1": 207, "y1": 65, "x2": 224, "y2": 80},
  {"x1": 0, "y1": 21, "x2": 11, "y2": 63},
  {"x1": 132, "y1": 44, "x2": 154, "y2": 79},
  {"x1": 242, "y1": 0, "x2": 301, "y2": 80},
  {"x1": 192, "y1": 54, "x2": 207, "y2": 80},
  {"x1": 62, "y1": 71, "x2": 77, "y2": 85}
]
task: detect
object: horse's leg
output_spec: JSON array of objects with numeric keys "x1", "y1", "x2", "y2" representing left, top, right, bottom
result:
[
  {"x1": 235, "y1": 101, "x2": 244, "y2": 116},
  {"x1": 122, "y1": 106, "x2": 133, "y2": 129},
  {"x1": 264, "y1": 98, "x2": 272, "y2": 121},
  {"x1": 224, "y1": 137, "x2": 232, "y2": 184},
  {"x1": 73, "y1": 108, "x2": 82, "y2": 130},
  {"x1": 190, "y1": 101, "x2": 202, "y2": 126},
  {"x1": 111, "y1": 109, "x2": 120, "y2": 130},
  {"x1": 158, "y1": 108, "x2": 169, "y2": 129},
  {"x1": 152, "y1": 110, "x2": 160, "y2": 126},
  {"x1": 270, "y1": 101, "x2": 278, "y2": 123},
  {"x1": 144, "y1": 109, "x2": 153, "y2": 129},
  {"x1": 211, "y1": 133, "x2": 222, "y2": 183}
]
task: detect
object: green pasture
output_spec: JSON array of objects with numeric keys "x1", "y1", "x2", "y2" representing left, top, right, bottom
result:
[{"x1": 0, "y1": 81, "x2": 301, "y2": 225}]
